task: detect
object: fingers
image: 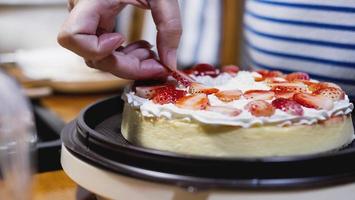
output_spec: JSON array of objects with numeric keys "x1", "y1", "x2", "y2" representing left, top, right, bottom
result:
[
  {"x1": 58, "y1": 0, "x2": 124, "y2": 60},
  {"x1": 121, "y1": 0, "x2": 150, "y2": 9},
  {"x1": 150, "y1": 0, "x2": 182, "y2": 70},
  {"x1": 121, "y1": 40, "x2": 152, "y2": 54},
  {"x1": 127, "y1": 49, "x2": 156, "y2": 60},
  {"x1": 59, "y1": 0, "x2": 175, "y2": 81},
  {"x1": 88, "y1": 52, "x2": 169, "y2": 80}
]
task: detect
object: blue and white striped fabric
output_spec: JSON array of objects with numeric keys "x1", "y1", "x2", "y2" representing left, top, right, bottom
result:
[{"x1": 243, "y1": 0, "x2": 355, "y2": 99}]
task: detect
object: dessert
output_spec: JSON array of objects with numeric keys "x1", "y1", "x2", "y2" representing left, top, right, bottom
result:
[{"x1": 121, "y1": 64, "x2": 354, "y2": 157}]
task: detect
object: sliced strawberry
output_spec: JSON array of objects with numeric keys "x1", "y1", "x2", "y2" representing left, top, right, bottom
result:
[
  {"x1": 221, "y1": 65, "x2": 240, "y2": 75},
  {"x1": 313, "y1": 87, "x2": 345, "y2": 101},
  {"x1": 189, "y1": 63, "x2": 219, "y2": 77},
  {"x1": 135, "y1": 84, "x2": 174, "y2": 99},
  {"x1": 152, "y1": 87, "x2": 186, "y2": 105},
  {"x1": 182, "y1": 68, "x2": 194, "y2": 75},
  {"x1": 303, "y1": 81, "x2": 342, "y2": 92},
  {"x1": 215, "y1": 90, "x2": 242, "y2": 102},
  {"x1": 206, "y1": 106, "x2": 242, "y2": 116},
  {"x1": 244, "y1": 100, "x2": 275, "y2": 117},
  {"x1": 256, "y1": 69, "x2": 269, "y2": 77},
  {"x1": 257, "y1": 70, "x2": 284, "y2": 78},
  {"x1": 192, "y1": 63, "x2": 215, "y2": 71},
  {"x1": 269, "y1": 82, "x2": 308, "y2": 93},
  {"x1": 243, "y1": 90, "x2": 275, "y2": 100},
  {"x1": 264, "y1": 77, "x2": 287, "y2": 83},
  {"x1": 285, "y1": 72, "x2": 310, "y2": 82},
  {"x1": 171, "y1": 70, "x2": 195, "y2": 87},
  {"x1": 293, "y1": 93, "x2": 334, "y2": 110},
  {"x1": 274, "y1": 91, "x2": 296, "y2": 99},
  {"x1": 323, "y1": 82, "x2": 342, "y2": 90},
  {"x1": 176, "y1": 94, "x2": 209, "y2": 110},
  {"x1": 272, "y1": 98, "x2": 304, "y2": 116},
  {"x1": 188, "y1": 82, "x2": 219, "y2": 95},
  {"x1": 302, "y1": 81, "x2": 322, "y2": 92},
  {"x1": 251, "y1": 72, "x2": 264, "y2": 81},
  {"x1": 268, "y1": 70, "x2": 284, "y2": 77}
]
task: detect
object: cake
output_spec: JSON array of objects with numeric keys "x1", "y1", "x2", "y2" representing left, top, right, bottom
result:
[{"x1": 121, "y1": 64, "x2": 354, "y2": 157}]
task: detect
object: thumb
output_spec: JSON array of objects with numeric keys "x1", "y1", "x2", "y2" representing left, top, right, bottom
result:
[{"x1": 149, "y1": 0, "x2": 182, "y2": 70}]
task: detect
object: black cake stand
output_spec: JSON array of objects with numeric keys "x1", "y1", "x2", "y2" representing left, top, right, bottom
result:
[{"x1": 61, "y1": 95, "x2": 355, "y2": 199}]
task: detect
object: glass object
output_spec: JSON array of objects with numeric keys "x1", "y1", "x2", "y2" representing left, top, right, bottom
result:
[{"x1": 0, "y1": 71, "x2": 36, "y2": 200}]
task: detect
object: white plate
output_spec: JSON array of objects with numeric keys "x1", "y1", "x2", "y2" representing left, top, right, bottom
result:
[{"x1": 5, "y1": 48, "x2": 133, "y2": 93}]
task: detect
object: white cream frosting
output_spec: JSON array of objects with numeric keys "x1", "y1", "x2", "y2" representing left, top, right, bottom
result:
[{"x1": 122, "y1": 71, "x2": 353, "y2": 128}]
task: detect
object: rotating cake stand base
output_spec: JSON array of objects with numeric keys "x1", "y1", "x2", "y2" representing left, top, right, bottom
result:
[{"x1": 61, "y1": 144, "x2": 355, "y2": 200}]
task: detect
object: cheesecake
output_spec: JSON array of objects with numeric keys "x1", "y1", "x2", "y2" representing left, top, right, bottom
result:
[{"x1": 121, "y1": 64, "x2": 354, "y2": 157}]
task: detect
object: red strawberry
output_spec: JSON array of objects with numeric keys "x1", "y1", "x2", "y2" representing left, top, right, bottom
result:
[
  {"x1": 303, "y1": 81, "x2": 342, "y2": 92},
  {"x1": 252, "y1": 72, "x2": 264, "y2": 82},
  {"x1": 313, "y1": 87, "x2": 345, "y2": 101},
  {"x1": 135, "y1": 84, "x2": 174, "y2": 99},
  {"x1": 293, "y1": 93, "x2": 334, "y2": 110},
  {"x1": 190, "y1": 63, "x2": 219, "y2": 77},
  {"x1": 264, "y1": 77, "x2": 287, "y2": 83},
  {"x1": 256, "y1": 69, "x2": 269, "y2": 76},
  {"x1": 152, "y1": 87, "x2": 186, "y2": 105},
  {"x1": 215, "y1": 90, "x2": 242, "y2": 102},
  {"x1": 243, "y1": 90, "x2": 275, "y2": 100},
  {"x1": 188, "y1": 82, "x2": 219, "y2": 95},
  {"x1": 182, "y1": 68, "x2": 194, "y2": 75},
  {"x1": 206, "y1": 106, "x2": 242, "y2": 116},
  {"x1": 268, "y1": 70, "x2": 284, "y2": 77},
  {"x1": 272, "y1": 98, "x2": 304, "y2": 116},
  {"x1": 323, "y1": 82, "x2": 342, "y2": 90},
  {"x1": 285, "y1": 72, "x2": 310, "y2": 82},
  {"x1": 302, "y1": 81, "x2": 322, "y2": 92},
  {"x1": 244, "y1": 100, "x2": 275, "y2": 117},
  {"x1": 257, "y1": 70, "x2": 284, "y2": 78},
  {"x1": 274, "y1": 91, "x2": 296, "y2": 99},
  {"x1": 176, "y1": 94, "x2": 209, "y2": 110},
  {"x1": 269, "y1": 82, "x2": 308, "y2": 93},
  {"x1": 171, "y1": 70, "x2": 195, "y2": 87},
  {"x1": 222, "y1": 65, "x2": 240, "y2": 75}
]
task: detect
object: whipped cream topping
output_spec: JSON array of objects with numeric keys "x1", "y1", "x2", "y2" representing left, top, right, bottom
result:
[{"x1": 122, "y1": 71, "x2": 353, "y2": 128}]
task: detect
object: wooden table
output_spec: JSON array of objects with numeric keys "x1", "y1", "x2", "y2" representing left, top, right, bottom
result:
[{"x1": 32, "y1": 93, "x2": 115, "y2": 200}]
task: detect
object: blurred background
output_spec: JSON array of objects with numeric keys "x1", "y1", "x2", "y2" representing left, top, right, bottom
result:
[{"x1": 0, "y1": 0, "x2": 244, "y2": 199}]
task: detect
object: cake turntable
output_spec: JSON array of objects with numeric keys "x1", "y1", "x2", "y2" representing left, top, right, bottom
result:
[{"x1": 61, "y1": 95, "x2": 355, "y2": 200}]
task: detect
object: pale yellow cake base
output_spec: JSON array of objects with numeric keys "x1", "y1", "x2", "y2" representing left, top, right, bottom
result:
[{"x1": 121, "y1": 104, "x2": 354, "y2": 158}]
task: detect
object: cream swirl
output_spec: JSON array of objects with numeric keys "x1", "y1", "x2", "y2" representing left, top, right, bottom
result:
[{"x1": 122, "y1": 71, "x2": 353, "y2": 128}]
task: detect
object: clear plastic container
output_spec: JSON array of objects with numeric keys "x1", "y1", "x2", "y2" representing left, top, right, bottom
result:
[{"x1": 0, "y1": 71, "x2": 36, "y2": 200}]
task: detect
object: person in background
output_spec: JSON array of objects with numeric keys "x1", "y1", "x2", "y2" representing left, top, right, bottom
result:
[
  {"x1": 243, "y1": 0, "x2": 355, "y2": 100},
  {"x1": 58, "y1": 0, "x2": 355, "y2": 100}
]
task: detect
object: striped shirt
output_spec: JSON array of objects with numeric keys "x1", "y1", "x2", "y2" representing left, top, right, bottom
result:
[{"x1": 244, "y1": 0, "x2": 355, "y2": 99}]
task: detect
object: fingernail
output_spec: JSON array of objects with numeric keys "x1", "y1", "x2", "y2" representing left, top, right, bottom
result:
[
  {"x1": 100, "y1": 33, "x2": 125, "y2": 50},
  {"x1": 112, "y1": 35, "x2": 125, "y2": 47}
]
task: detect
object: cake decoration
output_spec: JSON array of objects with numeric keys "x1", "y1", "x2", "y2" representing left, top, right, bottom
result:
[{"x1": 126, "y1": 64, "x2": 353, "y2": 126}]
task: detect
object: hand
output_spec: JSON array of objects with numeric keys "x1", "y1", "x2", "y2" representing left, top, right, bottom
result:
[{"x1": 57, "y1": 0, "x2": 182, "y2": 80}]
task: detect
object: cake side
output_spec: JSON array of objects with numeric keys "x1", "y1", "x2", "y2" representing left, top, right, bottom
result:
[{"x1": 122, "y1": 104, "x2": 354, "y2": 157}]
